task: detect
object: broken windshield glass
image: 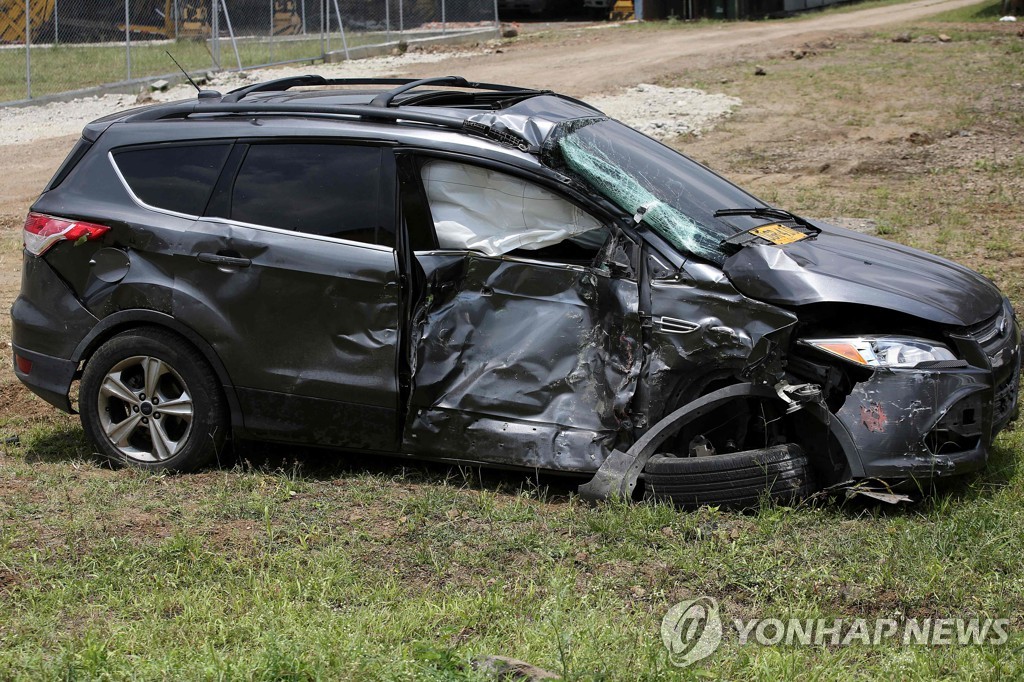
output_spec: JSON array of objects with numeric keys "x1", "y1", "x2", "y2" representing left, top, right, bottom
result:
[{"x1": 548, "y1": 118, "x2": 768, "y2": 265}]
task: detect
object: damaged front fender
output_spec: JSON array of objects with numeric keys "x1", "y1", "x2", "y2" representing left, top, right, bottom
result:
[{"x1": 578, "y1": 380, "x2": 854, "y2": 501}]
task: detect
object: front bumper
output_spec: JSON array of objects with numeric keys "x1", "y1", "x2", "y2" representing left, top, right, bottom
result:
[{"x1": 833, "y1": 306, "x2": 1021, "y2": 481}]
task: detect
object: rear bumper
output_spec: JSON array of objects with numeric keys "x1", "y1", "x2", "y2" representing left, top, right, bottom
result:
[
  {"x1": 10, "y1": 252, "x2": 98, "y2": 413},
  {"x1": 11, "y1": 344, "x2": 78, "y2": 413}
]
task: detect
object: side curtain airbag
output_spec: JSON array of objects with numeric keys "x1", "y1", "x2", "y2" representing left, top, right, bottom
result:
[{"x1": 422, "y1": 160, "x2": 602, "y2": 256}]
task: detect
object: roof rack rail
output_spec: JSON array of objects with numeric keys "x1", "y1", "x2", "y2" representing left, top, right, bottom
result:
[
  {"x1": 368, "y1": 76, "x2": 530, "y2": 107},
  {"x1": 221, "y1": 74, "x2": 329, "y2": 102},
  {"x1": 219, "y1": 74, "x2": 540, "y2": 107},
  {"x1": 134, "y1": 100, "x2": 537, "y2": 152}
]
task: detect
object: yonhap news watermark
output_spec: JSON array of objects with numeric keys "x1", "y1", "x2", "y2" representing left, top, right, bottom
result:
[{"x1": 661, "y1": 596, "x2": 1010, "y2": 668}]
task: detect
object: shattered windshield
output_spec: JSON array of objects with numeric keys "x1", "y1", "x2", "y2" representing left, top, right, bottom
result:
[{"x1": 549, "y1": 118, "x2": 768, "y2": 264}]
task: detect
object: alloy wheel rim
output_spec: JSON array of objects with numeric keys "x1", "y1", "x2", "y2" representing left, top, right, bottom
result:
[{"x1": 96, "y1": 355, "x2": 194, "y2": 462}]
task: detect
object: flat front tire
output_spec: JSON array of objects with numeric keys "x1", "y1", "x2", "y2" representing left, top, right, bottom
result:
[
  {"x1": 643, "y1": 444, "x2": 816, "y2": 510},
  {"x1": 79, "y1": 328, "x2": 226, "y2": 472}
]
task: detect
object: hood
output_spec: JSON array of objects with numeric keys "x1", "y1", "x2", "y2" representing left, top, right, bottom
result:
[{"x1": 723, "y1": 224, "x2": 1002, "y2": 327}]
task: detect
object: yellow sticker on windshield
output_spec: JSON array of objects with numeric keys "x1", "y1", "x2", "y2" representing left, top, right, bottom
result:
[{"x1": 750, "y1": 224, "x2": 808, "y2": 245}]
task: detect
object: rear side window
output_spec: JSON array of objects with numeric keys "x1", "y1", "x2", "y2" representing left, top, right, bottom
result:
[
  {"x1": 227, "y1": 143, "x2": 383, "y2": 246},
  {"x1": 114, "y1": 143, "x2": 231, "y2": 216}
]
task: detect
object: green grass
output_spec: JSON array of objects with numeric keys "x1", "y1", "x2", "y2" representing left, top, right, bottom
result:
[
  {"x1": 1, "y1": 429, "x2": 1024, "y2": 679},
  {"x1": 1, "y1": 29, "x2": 427, "y2": 103},
  {"x1": 926, "y1": 0, "x2": 1007, "y2": 22}
]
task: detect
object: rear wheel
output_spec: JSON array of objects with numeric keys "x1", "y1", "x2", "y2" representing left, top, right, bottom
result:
[
  {"x1": 643, "y1": 444, "x2": 815, "y2": 510},
  {"x1": 80, "y1": 328, "x2": 226, "y2": 472}
]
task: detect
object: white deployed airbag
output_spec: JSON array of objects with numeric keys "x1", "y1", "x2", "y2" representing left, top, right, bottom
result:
[{"x1": 422, "y1": 160, "x2": 602, "y2": 256}]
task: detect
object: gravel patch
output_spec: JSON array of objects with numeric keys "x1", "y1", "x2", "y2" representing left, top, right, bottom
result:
[
  {"x1": 0, "y1": 50, "x2": 478, "y2": 146},
  {"x1": 588, "y1": 83, "x2": 742, "y2": 139},
  {"x1": 0, "y1": 69, "x2": 741, "y2": 147}
]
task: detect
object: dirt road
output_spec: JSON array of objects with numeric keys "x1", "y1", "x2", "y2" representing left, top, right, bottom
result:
[{"x1": 399, "y1": 0, "x2": 988, "y2": 94}]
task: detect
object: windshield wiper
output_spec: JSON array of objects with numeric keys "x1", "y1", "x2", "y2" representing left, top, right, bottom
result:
[{"x1": 714, "y1": 206, "x2": 803, "y2": 223}]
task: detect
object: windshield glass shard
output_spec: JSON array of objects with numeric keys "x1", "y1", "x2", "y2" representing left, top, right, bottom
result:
[{"x1": 547, "y1": 118, "x2": 769, "y2": 264}]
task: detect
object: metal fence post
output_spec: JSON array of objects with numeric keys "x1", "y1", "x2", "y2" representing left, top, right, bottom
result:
[
  {"x1": 125, "y1": 0, "x2": 132, "y2": 81},
  {"x1": 441, "y1": 0, "x2": 446, "y2": 35},
  {"x1": 211, "y1": 0, "x2": 220, "y2": 70},
  {"x1": 24, "y1": 0, "x2": 31, "y2": 99},
  {"x1": 301, "y1": 0, "x2": 307, "y2": 33},
  {"x1": 53, "y1": 0, "x2": 59, "y2": 44},
  {"x1": 338, "y1": 0, "x2": 349, "y2": 59},
  {"x1": 493, "y1": 0, "x2": 499, "y2": 34},
  {"x1": 269, "y1": 0, "x2": 275, "y2": 63},
  {"x1": 324, "y1": 0, "x2": 330, "y2": 55},
  {"x1": 220, "y1": 0, "x2": 243, "y2": 70},
  {"x1": 385, "y1": 0, "x2": 390, "y2": 43}
]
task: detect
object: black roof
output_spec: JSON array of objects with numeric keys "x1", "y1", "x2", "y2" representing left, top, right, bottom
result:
[{"x1": 98, "y1": 76, "x2": 604, "y2": 153}]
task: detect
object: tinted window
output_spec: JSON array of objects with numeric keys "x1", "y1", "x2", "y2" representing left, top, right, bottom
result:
[
  {"x1": 230, "y1": 143, "x2": 382, "y2": 245},
  {"x1": 115, "y1": 143, "x2": 231, "y2": 216},
  {"x1": 399, "y1": 160, "x2": 438, "y2": 252}
]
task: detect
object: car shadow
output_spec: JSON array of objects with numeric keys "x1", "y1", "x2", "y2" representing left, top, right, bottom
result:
[
  {"x1": 17, "y1": 425, "x2": 108, "y2": 467},
  {"x1": 6, "y1": 423, "x2": 579, "y2": 500},
  {"x1": 13, "y1": 426, "x2": 1019, "y2": 513},
  {"x1": 231, "y1": 439, "x2": 584, "y2": 503}
]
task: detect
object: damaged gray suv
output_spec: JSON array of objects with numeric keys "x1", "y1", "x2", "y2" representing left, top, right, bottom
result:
[{"x1": 11, "y1": 76, "x2": 1021, "y2": 507}]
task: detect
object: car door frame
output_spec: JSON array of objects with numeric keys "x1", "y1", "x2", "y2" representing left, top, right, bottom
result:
[
  {"x1": 176, "y1": 137, "x2": 405, "y2": 452},
  {"x1": 392, "y1": 148, "x2": 647, "y2": 471}
]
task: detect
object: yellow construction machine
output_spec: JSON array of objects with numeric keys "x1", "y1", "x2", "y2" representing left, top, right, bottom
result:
[{"x1": 1, "y1": 0, "x2": 301, "y2": 44}]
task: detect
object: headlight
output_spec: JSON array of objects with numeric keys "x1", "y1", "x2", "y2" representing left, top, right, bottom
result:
[{"x1": 803, "y1": 336, "x2": 957, "y2": 368}]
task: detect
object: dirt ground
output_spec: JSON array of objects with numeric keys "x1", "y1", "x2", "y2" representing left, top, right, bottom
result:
[
  {"x1": 398, "y1": 0, "x2": 992, "y2": 92},
  {"x1": 0, "y1": 0, "x2": 1018, "y2": 405}
]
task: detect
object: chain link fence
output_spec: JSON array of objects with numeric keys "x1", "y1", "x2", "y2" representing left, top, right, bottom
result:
[{"x1": 0, "y1": 0, "x2": 498, "y2": 104}]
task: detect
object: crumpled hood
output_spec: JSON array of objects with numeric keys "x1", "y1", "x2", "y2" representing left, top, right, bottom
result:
[{"x1": 723, "y1": 224, "x2": 1002, "y2": 327}]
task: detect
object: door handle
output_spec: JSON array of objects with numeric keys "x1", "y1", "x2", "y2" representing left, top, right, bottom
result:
[{"x1": 197, "y1": 252, "x2": 251, "y2": 268}]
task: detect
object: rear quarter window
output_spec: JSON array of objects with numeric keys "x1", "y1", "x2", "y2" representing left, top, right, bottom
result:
[
  {"x1": 44, "y1": 137, "x2": 93, "y2": 191},
  {"x1": 113, "y1": 143, "x2": 232, "y2": 216}
]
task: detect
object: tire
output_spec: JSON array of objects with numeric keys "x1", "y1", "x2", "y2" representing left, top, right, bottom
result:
[
  {"x1": 79, "y1": 328, "x2": 227, "y2": 472},
  {"x1": 643, "y1": 444, "x2": 816, "y2": 510}
]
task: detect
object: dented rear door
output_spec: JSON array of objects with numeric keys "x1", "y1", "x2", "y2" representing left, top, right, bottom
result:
[{"x1": 177, "y1": 141, "x2": 402, "y2": 451}]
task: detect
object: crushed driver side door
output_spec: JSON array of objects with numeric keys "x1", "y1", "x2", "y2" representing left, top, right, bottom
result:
[{"x1": 398, "y1": 157, "x2": 643, "y2": 471}]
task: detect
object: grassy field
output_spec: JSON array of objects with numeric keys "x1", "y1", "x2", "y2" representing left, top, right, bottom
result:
[
  {"x1": 2, "y1": 7, "x2": 1024, "y2": 680},
  {"x1": 0, "y1": 29, "x2": 418, "y2": 103},
  {"x1": 926, "y1": 0, "x2": 1008, "y2": 22}
]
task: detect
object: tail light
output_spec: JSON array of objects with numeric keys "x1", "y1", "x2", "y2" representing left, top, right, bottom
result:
[{"x1": 23, "y1": 212, "x2": 109, "y2": 257}]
